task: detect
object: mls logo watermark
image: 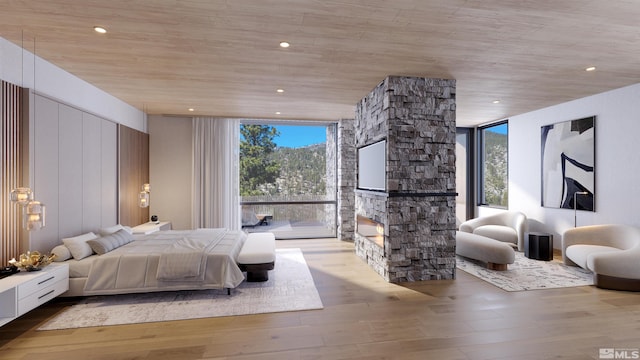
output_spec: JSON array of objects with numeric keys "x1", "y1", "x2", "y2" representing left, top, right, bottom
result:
[{"x1": 600, "y1": 348, "x2": 640, "y2": 359}]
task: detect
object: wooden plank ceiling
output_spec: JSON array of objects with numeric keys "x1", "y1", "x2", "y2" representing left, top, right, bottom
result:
[{"x1": 1, "y1": 0, "x2": 640, "y2": 126}]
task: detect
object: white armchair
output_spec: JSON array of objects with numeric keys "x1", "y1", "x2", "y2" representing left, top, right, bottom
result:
[
  {"x1": 459, "y1": 211, "x2": 528, "y2": 251},
  {"x1": 562, "y1": 224, "x2": 640, "y2": 291}
]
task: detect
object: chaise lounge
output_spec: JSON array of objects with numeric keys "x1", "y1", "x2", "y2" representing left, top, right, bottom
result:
[
  {"x1": 241, "y1": 207, "x2": 262, "y2": 228},
  {"x1": 562, "y1": 224, "x2": 640, "y2": 291}
]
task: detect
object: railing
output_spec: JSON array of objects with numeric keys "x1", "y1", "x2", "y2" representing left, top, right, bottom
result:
[{"x1": 240, "y1": 196, "x2": 337, "y2": 238}]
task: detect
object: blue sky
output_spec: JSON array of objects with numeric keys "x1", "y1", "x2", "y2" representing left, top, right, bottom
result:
[
  {"x1": 273, "y1": 125, "x2": 326, "y2": 148},
  {"x1": 487, "y1": 123, "x2": 508, "y2": 135}
]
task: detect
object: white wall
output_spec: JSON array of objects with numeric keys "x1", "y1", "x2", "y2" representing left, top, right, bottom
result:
[
  {"x1": 0, "y1": 36, "x2": 145, "y2": 132},
  {"x1": 504, "y1": 82, "x2": 640, "y2": 248},
  {"x1": 29, "y1": 94, "x2": 119, "y2": 253},
  {"x1": 148, "y1": 115, "x2": 193, "y2": 230}
]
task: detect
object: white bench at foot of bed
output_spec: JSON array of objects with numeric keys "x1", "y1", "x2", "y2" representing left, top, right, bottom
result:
[{"x1": 238, "y1": 232, "x2": 276, "y2": 281}]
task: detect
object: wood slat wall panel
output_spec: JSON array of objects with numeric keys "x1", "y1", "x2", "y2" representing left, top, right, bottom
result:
[
  {"x1": 1, "y1": 80, "x2": 24, "y2": 265},
  {"x1": 118, "y1": 125, "x2": 149, "y2": 227},
  {"x1": 101, "y1": 121, "x2": 118, "y2": 227}
]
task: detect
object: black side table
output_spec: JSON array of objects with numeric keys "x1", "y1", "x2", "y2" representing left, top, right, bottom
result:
[{"x1": 525, "y1": 232, "x2": 554, "y2": 261}]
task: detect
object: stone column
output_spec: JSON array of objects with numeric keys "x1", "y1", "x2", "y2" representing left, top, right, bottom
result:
[
  {"x1": 354, "y1": 76, "x2": 456, "y2": 282},
  {"x1": 337, "y1": 119, "x2": 356, "y2": 242}
]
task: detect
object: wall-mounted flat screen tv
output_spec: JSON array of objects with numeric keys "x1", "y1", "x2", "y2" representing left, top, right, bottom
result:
[{"x1": 358, "y1": 140, "x2": 386, "y2": 191}]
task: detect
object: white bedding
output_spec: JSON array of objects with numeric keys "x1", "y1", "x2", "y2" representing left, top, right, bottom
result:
[{"x1": 67, "y1": 228, "x2": 247, "y2": 296}]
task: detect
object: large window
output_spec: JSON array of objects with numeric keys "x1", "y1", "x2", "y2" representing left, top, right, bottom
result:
[
  {"x1": 239, "y1": 122, "x2": 337, "y2": 239},
  {"x1": 478, "y1": 121, "x2": 508, "y2": 208},
  {"x1": 456, "y1": 128, "x2": 474, "y2": 225}
]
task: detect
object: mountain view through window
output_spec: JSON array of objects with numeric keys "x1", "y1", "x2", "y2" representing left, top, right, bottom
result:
[{"x1": 239, "y1": 123, "x2": 336, "y2": 239}]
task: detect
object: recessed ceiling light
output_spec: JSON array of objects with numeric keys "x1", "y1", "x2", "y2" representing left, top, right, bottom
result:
[
  {"x1": 585, "y1": 66, "x2": 596, "y2": 72},
  {"x1": 492, "y1": 100, "x2": 501, "y2": 104},
  {"x1": 279, "y1": 41, "x2": 290, "y2": 48},
  {"x1": 275, "y1": 111, "x2": 281, "y2": 115},
  {"x1": 188, "y1": 108, "x2": 195, "y2": 112},
  {"x1": 93, "y1": 26, "x2": 107, "y2": 34},
  {"x1": 276, "y1": 89, "x2": 284, "y2": 93}
]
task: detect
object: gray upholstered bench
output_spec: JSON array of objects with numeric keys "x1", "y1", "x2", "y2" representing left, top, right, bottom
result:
[
  {"x1": 237, "y1": 232, "x2": 276, "y2": 281},
  {"x1": 456, "y1": 231, "x2": 515, "y2": 270}
]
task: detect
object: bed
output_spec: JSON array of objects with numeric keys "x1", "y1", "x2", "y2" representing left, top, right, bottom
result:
[{"x1": 53, "y1": 227, "x2": 247, "y2": 297}]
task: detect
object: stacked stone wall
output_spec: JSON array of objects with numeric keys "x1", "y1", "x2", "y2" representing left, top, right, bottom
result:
[
  {"x1": 354, "y1": 190, "x2": 389, "y2": 279},
  {"x1": 337, "y1": 119, "x2": 356, "y2": 242},
  {"x1": 354, "y1": 76, "x2": 456, "y2": 282}
]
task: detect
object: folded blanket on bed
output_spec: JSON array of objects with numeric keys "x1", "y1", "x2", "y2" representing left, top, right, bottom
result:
[{"x1": 156, "y1": 237, "x2": 209, "y2": 280}]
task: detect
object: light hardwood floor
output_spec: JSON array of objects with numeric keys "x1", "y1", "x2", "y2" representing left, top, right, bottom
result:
[{"x1": 1, "y1": 238, "x2": 639, "y2": 359}]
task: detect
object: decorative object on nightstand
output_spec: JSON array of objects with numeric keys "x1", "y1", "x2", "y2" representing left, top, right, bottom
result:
[
  {"x1": 8, "y1": 251, "x2": 56, "y2": 272},
  {"x1": 0, "y1": 266, "x2": 18, "y2": 280},
  {"x1": 150, "y1": 215, "x2": 158, "y2": 223}
]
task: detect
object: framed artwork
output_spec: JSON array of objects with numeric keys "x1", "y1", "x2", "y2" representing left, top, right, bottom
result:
[{"x1": 541, "y1": 116, "x2": 595, "y2": 211}]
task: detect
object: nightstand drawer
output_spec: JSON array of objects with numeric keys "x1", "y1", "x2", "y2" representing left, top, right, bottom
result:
[
  {"x1": 0, "y1": 263, "x2": 68, "y2": 327},
  {"x1": 18, "y1": 278, "x2": 68, "y2": 315},
  {"x1": 17, "y1": 265, "x2": 68, "y2": 300}
]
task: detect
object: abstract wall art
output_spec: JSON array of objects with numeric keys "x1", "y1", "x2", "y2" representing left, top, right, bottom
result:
[{"x1": 541, "y1": 116, "x2": 595, "y2": 211}]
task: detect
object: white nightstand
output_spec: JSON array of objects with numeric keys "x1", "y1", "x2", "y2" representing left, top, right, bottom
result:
[
  {"x1": 131, "y1": 221, "x2": 172, "y2": 235},
  {"x1": 0, "y1": 262, "x2": 69, "y2": 327}
]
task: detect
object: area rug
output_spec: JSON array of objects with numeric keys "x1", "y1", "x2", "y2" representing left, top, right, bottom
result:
[
  {"x1": 456, "y1": 252, "x2": 594, "y2": 291},
  {"x1": 38, "y1": 248, "x2": 322, "y2": 330}
]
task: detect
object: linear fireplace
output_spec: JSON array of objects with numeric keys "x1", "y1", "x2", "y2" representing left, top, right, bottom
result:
[{"x1": 356, "y1": 215, "x2": 384, "y2": 247}]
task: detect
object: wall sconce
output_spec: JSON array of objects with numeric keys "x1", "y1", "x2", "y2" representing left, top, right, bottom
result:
[
  {"x1": 25, "y1": 200, "x2": 45, "y2": 230},
  {"x1": 9, "y1": 39, "x2": 47, "y2": 232},
  {"x1": 10, "y1": 187, "x2": 33, "y2": 206},
  {"x1": 10, "y1": 187, "x2": 46, "y2": 231},
  {"x1": 139, "y1": 191, "x2": 149, "y2": 208},
  {"x1": 139, "y1": 183, "x2": 150, "y2": 208}
]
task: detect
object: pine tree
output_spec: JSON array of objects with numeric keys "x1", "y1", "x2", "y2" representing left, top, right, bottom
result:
[{"x1": 239, "y1": 125, "x2": 280, "y2": 196}]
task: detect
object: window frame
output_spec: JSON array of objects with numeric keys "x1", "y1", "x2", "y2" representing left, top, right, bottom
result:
[
  {"x1": 456, "y1": 127, "x2": 475, "y2": 221},
  {"x1": 238, "y1": 120, "x2": 338, "y2": 239},
  {"x1": 477, "y1": 120, "x2": 509, "y2": 209}
]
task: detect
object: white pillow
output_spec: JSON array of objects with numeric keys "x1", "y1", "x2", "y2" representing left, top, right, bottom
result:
[
  {"x1": 62, "y1": 232, "x2": 98, "y2": 260},
  {"x1": 51, "y1": 245, "x2": 72, "y2": 262},
  {"x1": 87, "y1": 229, "x2": 133, "y2": 255},
  {"x1": 100, "y1": 224, "x2": 133, "y2": 236}
]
